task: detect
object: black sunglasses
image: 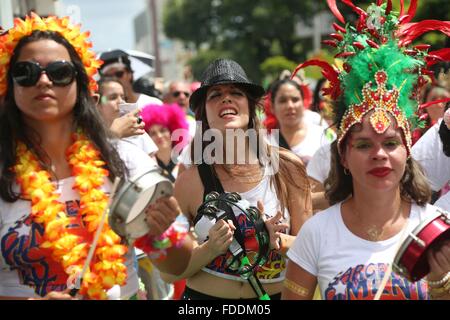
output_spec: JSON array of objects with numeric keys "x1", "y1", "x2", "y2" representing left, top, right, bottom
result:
[
  {"x1": 11, "y1": 60, "x2": 77, "y2": 87},
  {"x1": 102, "y1": 70, "x2": 126, "y2": 79},
  {"x1": 112, "y1": 70, "x2": 125, "y2": 78},
  {"x1": 172, "y1": 90, "x2": 190, "y2": 98}
]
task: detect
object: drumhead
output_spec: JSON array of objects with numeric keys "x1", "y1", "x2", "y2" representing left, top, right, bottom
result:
[
  {"x1": 109, "y1": 169, "x2": 173, "y2": 239},
  {"x1": 125, "y1": 179, "x2": 172, "y2": 238}
]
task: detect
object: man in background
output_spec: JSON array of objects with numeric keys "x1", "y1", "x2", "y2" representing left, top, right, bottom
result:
[{"x1": 100, "y1": 49, "x2": 162, "y2": 108}]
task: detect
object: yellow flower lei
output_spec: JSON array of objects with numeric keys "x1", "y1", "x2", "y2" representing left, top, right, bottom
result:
[
  {"x1": 13, "y1": 131, "x2": 127, "y2": 300},
  {"x1": 0, "y1": 12, "x2": 102, "y2": 96}
]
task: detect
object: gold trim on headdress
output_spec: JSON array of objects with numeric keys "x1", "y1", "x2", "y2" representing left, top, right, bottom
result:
[
  {"x1": 0, "y1": 12, "x2": 102, "y2": 96},
  {"x1": 338, "y1": 70, "x2": 411, "y2": 152}
]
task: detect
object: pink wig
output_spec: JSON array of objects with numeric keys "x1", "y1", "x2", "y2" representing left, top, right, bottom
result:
[{"x1": 140, "y1": 103, "x2": 190, "y2": 149}]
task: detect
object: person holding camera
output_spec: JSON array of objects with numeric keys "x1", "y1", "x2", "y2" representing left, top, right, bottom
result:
[{"x1": 95, "y1": 77, "x2": 158, "y2": 160}]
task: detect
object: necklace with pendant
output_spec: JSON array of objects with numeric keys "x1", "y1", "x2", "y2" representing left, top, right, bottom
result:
[{"x1": 353, "y1": 200, "x2": 403, "y2": 242}]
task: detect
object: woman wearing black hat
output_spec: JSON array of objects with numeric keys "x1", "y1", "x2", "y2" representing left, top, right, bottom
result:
[{"x1": 164, "y1": 59, "x2": 312, "y2": 299}]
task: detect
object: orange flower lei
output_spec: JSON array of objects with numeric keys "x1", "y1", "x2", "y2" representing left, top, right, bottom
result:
[
  {"x1": 0, "y1": 12, "x2": 102, "y2": 96},
  {"x1": 13, "y1": 131, "x2": 127, "y2": 300}
]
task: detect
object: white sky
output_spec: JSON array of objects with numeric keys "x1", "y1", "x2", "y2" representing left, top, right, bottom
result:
[{"x1": 59, "y1": 0, "x2": 147, "y2": 53}]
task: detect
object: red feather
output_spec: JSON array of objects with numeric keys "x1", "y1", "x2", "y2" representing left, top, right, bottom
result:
[
  {"x1": 398, "y1": 20, "x2": 450, "y2": 46},
  {"x1": 427, "y1": 48, "x2": 450, "y2": 66},
  {"x1": 342, "y1": 0, "x2": 365, "y2": 16},
  {"x1": 419, "y1": 98, "x2": 450, "y2": 110},
  {"x1": 326, "y1": 0, "x2": 345, "y2": 24},
  {"x1": 399, "y1": 0, "x2": 417, "y2": 25},
  {"x1": 333, "y1": 22, "x2": 346, "y2": 33},
  {"x1": 263, "y1": 93, "x2": 278, "y2": 131},
  {"x1": 399, "y1": 0, "x2": 405, "y2": 17},
  {"x1": 385, "y1": 0, "x2": 392, "y2": 15},
  {"x1": 292, "y1": 60, "x2": 341, "y2": 100},
  {"x1": 300, "y1": 84, "x2": 313, "y2": 109}
]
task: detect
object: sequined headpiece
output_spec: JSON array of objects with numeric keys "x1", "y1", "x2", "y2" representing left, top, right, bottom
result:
[
  {"x1": 0, "y1": 12, "x2": 102, "y2": 96},
  {"x1": 292, "y1": 0, "x2": 450, "y2": 155}
]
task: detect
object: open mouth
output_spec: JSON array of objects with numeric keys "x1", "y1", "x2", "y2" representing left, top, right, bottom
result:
[{"x1": 219, "y1": 108, "x2": 238, "y2": 118}]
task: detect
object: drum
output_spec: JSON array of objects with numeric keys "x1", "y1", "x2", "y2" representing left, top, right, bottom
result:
[
  {"x1": 393, "y1": 209, "x2": 450, "y2": 282},
  {"x1": 109, "y1": 168, "x2": 173, "y2": 240}
]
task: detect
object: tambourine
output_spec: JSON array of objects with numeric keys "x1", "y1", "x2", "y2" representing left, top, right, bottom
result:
[
  {"x1": 393, "y1": 209, "x2": 450, "y2": 282},
  {"x1": 194, "y1": 191, "x2": 270, "y2": 278},
  {"x1": 109, "y1": 168, "x2": 173, "y2": 240}
]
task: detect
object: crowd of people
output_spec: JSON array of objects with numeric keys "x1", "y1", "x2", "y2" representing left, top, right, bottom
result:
[{"x1": 1, "y1": 0, "x2": 450, "y2": 301}]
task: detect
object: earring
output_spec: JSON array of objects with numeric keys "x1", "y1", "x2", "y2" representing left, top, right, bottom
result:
[{"x1": 344, "y1": 168, "x2": 350, "y2": 176}]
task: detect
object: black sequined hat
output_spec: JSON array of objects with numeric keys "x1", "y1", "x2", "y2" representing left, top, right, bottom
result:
[{"x1": 189, "y1": 59, "x2": 265, "y2": 112}]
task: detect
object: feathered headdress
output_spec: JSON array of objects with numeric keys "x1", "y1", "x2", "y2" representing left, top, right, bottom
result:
[
  {"x1": 292, "y1": 0, "x2": 450, "y2": 155},
  {"x1": 0, "y1": 12, "x2": 102, "y2": 96}
]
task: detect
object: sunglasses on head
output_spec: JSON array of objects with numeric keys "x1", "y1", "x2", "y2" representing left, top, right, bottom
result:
[
  {"x1": 111, "y1": 70, "x2": 126, "y2": 78},
  {"x1": 102, "y1": 70, "x2": 126, "y2": 79},
  {"x1": 11, "y1": 60, "x2": 77, "y2": 87},
  {"x1": 172, "y1": 90, "x2": 190, "y2": 98}
]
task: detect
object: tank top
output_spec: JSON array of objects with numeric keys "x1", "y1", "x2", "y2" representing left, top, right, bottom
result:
[{"x1": 194, "y1": 164, "x2": 290, "y2": 283}]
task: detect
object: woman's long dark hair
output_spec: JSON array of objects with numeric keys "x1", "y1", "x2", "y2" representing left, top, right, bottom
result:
[
  {"x1": 0, "y1": 30, "x2": 128, "y2": 202},
  {"x1": 190, "y1": 84, "x2": 311, "y2": 214}
]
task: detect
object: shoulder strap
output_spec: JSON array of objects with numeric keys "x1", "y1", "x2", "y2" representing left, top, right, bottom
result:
[
  {"x1": 196, "y1": 163, "x2": 245, "y2": 250},
  {"x1": 278, "y1": 132, "x2": 291, "y2": 150},
  {"x1": 156, "y1": 157, "x2": 176, "y2": 183},
  {"x1": 197, "y1": 163, "x2": 224, "y2": 199}
]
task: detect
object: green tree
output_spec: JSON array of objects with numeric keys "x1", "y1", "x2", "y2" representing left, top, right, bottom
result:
[
  {"x1": 163, "y1": 0, "x2": 449, "y2": 82},
  {"x1": 163, "y1": 0, "x2": 316, "y2": 82}
]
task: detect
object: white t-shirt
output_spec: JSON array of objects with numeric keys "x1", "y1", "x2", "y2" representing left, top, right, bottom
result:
[
  {"x1": 304, "y1": 110, "x2": 327, "y2": 129},
  {"x1": 287, "y1": 202, "x2": 435, "y2": 300},
  {"x1": 412, "y1": 120, "x2": 450, "y2": 191},
  {"x1": 268, "y1": 123, "x2": 330, "y2": 166},
  {"x1": 135, "y1": 93, "x2": 162, "y2": 109},
  {"x1": 306, "y1": 143, "x2": 332, "y2": 184},
  {"x1": 0, "y1": 141, "x2": 156, "y2": 299},
  {"x1": 434, "y1": 192, "x2": 450, "y2": 211},
  {"x1": 122, "y1": 132, "x2": 158, "y2": 157}
]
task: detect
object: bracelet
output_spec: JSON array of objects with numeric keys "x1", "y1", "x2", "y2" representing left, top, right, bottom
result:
[
  {"x1": 429, "y1": 285, "x2": 450, "y2": 299},
  {"x1": 427, "y1": 271, "x2": 450, "y2": 288},
  {"x1": 134, "y1": 215, "x2": 189, "y2": 261}
]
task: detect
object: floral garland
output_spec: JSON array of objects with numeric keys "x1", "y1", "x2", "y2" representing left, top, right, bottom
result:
[
  {"x1": 13, "y1": 131, "x2": 127, "y2": 300},
  {"x1": 0, "y1": 12, "x2": 102, "y2": 96}
]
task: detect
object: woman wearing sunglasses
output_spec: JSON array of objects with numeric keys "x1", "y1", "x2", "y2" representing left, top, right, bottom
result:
[{"x1": 0, "y1": 13, "x2": 191, "y2": 300}]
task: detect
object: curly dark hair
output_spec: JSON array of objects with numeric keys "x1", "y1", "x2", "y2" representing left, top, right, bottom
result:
[{"x1": 0, "y1": 30, "x2": 128, "y2": 202}]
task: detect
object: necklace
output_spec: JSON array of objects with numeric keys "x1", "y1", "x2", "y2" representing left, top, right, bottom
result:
[
  {"x1": 221, "y1": 164, "x2": 263, "y2": 184},
  {"x1": 14, "y1": 130, "x2": 127, "y2": 299},
  {"x1": 352, "y1": 200, "x2": 403, "y2": 242}
]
